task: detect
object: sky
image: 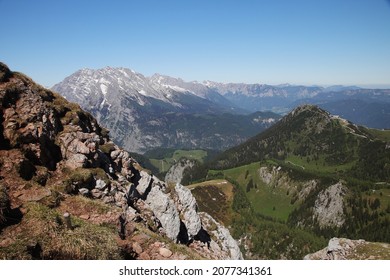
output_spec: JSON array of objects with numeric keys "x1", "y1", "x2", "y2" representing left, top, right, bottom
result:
[{"x1": 1, "y1": 0, "x2": 390, "y2": 88}]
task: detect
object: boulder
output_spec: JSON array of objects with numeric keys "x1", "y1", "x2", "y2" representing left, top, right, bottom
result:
[
  {"x1": 91, "y1": 189, "x2": 103, "y2": 199},
  {"x1": 304, "y1": 237, "x2": 371, "y2": 260},
  {"x1": 145, "y1": 186, "x2": 180, "y2": 241},
  {"x1": 132, "y1": 242, "x2": 143, "y2": 255},
  {"x1": 175, "y1": 183, "x2": 202, "y2": 238},
  {"x1": 95, "y1": 179, "x2": 107, "y2": 190},
  {"x1": 159, "y1": 247, "x2": 173, "y2": 258},
  {"x1": 78, "y1": 188, "x2": 89, "y2": 196},
  {"x1": 136, "y1": 171, "x2": 152, "y2": 196}
]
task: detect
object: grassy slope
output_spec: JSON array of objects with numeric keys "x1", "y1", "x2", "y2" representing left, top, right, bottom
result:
[
  {"x1": 210, "y1": 162, "x2": 296, "y2": 222},
  {"x1": 189, "y1": 179, "x2": 234, "y2": 226}
]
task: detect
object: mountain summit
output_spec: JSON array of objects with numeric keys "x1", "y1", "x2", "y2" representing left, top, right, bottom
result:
[
  {"x1": 52, "y1": 67, "x2": 278, "y2": 153},
  {"x1": 212, "y1": 104, "x2": 390, "y2": 182}
]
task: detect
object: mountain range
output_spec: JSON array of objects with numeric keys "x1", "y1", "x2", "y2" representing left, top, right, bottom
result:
[
  {"x1": 52, "y1": 67, "x2": 280, "y2": 153},
  {"x1": 52, "y1": 67, "x2": 390, "y2": 154}
]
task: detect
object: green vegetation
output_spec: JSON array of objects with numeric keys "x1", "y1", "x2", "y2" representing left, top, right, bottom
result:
[
  {"x1": 211, "y1": 105, "x2": 389, "y2": 183},
  {"x1": 190, "y1": 176, "x2": 326, "y2": 259},
  {"x1": 188, "y1": 106, "x2": 390, "y2": 257},
  {"x1": 210, "y1": 162, "x2": 299, "y2": 221},
  {"x1": 360, "y1": 127, "x2": 390, "y2": 142},
  {"x1": 230, "y1": 179, "x2": 326, "y2": 259},
  {"x1": 146, "y1": 148, "x2": 212, "y2": 177}
]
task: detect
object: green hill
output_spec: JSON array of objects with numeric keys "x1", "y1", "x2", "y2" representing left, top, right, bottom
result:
[
  {"x1": 189, "y1": 105, "x2": 390, "y2": 259},
  {"x1": 212, "y1": 104, "x2": 390, "y2": 182}
]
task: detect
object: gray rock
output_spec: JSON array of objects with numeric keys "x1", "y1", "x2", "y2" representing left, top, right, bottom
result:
[
  {"x1": 136, "y1": 171, "x2": 153, "y2": 196},
  {"x1": 95, "y1": 179, "x2": 107, "y2": 190},
  {"x1": 145, "y1": 186, "x2": 181, "y2": 241},
  {"x1": 327, "y1": 237, "x2": 343, "y2": 253},
  {"x1": 78, "y1": 188, "x2": 89, "y2": 196},
  {"x1": 91, "y1": 189, "x2": 103, "y2": 199},
  {"x1": 314, "y1": 182, "x2": 347, "y2": 228},
  {"x1": 175, "y1": 183, "x2": 202, "y2": 238},
  {"x1": 199, "y1": 212, "x2": 243, "y2": 260},
  {"x1": 102, "y1": 196, "x2": 115, "y2": 204},
  {"x1": 66, "y1": 153, "x2": 88, "y2": 169},
  {"x1": 165, "y1": 159, "x2": 195, "y2": 184}
]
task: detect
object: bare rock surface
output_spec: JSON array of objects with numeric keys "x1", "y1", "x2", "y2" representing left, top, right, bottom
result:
[
  {"x1": 175, "y1": 183, "x2": 202, "y2": 238},
  {"x1": 314, "y1": 182, "x2": 347, "y2": 228}
]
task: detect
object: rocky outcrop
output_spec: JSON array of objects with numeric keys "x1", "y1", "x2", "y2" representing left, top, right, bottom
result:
[
  {"x1": 304, "y1": 237, "x2": 390, "y2": 260},
  {"x1": 313, "y1": 182, "x2": 347, "y2": 228},
  {"x1": 145, "y1": 184, "x2": 181, "y2": 241},
  {"x1": 175, "y1": 183, "x2": 202, "y2": 238},
  {"x1": 165, "y1": 159, "x2": 195, "y2": 184},
  {"x1": 199, "y1": 212, "x2": 243, "y2": 260}
]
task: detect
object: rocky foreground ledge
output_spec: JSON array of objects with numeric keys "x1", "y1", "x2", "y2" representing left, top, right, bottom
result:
[{"x1": 304, "y1": 237, "x2": 390, "y2": 260}]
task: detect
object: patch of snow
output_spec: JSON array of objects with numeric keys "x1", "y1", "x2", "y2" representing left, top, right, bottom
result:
[{"x1": 100, "y1": 84, "x2": 108, "y2": 96}]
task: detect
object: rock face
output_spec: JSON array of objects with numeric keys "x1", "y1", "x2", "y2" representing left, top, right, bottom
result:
[
  {"x1": 145, "y1": 184, "x2": 181, "y2": 241},
  {"x1": 0, "y1": 63, "x2": 242, "y2": 260},
  {"x1": 304, "y1": 237, "x2": 390, "y2": 260},
  {"x1": 199, "y1": 212, "x2": 243, "y2": 260},
  {"x1": 165, "y1": 159, "x2": 195, "y2": 184},
  {"x1": 175, "y1": 183, "x2": 202, "y2": 238},
  {"x1": 313, "y1": 182, "x2": 347, "y2": 228}
]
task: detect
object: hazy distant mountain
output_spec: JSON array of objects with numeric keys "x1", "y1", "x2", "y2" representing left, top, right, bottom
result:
[
  {"x1": 52, "y1": 67, "x2": 278, "y2": 153},
  {"x1": 290, "y1": 89, "x2": 390, "y2": 129},
  {"x1": 204, "y1": 82, "x2": 324, "y2": 113}
]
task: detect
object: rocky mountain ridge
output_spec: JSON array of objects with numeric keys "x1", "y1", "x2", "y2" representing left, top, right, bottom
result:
[
  {"x1": 53, "y1": 66, "x2": 389, "y2": 154},
  {"x1": 0, "y1": 62, "x2": 241, "y2": 259},
  {"x1": 52, "y1": 67, "x2": 279, "y2": 153}
]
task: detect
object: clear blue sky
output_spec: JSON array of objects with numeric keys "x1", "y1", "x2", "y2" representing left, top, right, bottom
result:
[{"x1": 1, "y1": 0, "x2": 390, "y2": 87}]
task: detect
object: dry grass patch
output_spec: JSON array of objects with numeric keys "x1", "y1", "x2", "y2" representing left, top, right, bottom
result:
[{"x1": 0, "y1": 202, "x2": 122, "y2": 259}]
